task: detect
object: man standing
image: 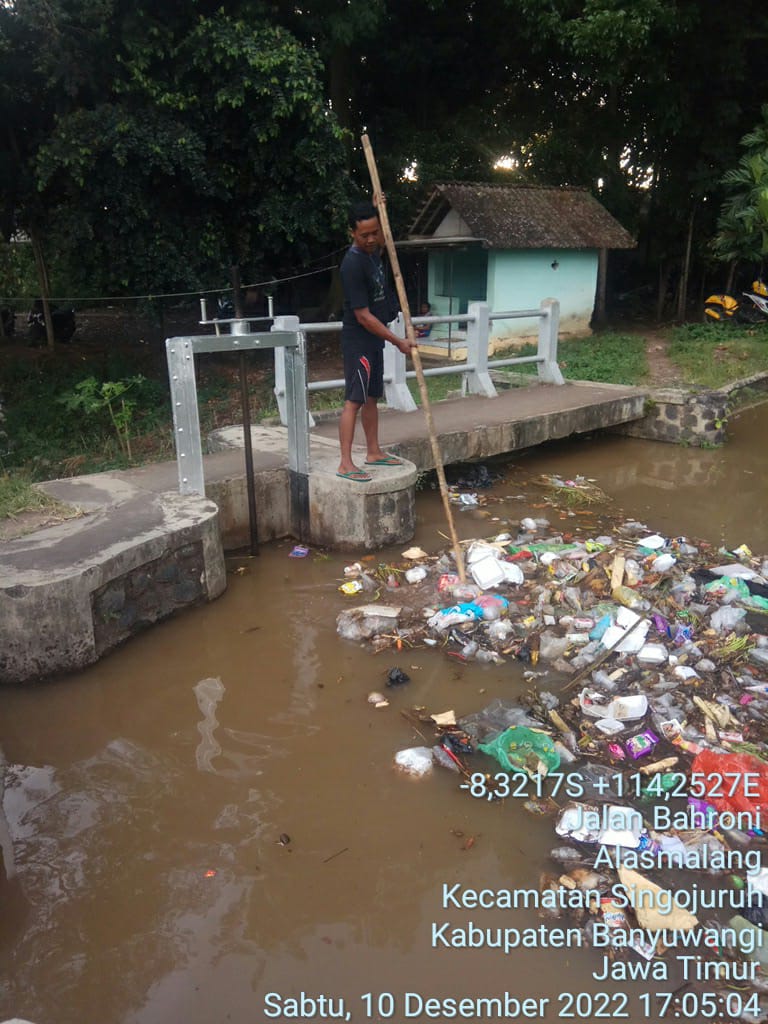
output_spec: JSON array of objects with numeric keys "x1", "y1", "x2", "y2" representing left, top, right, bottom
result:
[{"x1": 337, "y1": 202, "x2": 413, "y2": 481}]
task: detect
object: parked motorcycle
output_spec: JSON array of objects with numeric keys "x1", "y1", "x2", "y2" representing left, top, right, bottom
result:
[
  {"x1": 704, "y1": 279, "x2": 768, "y2": 324},
  {"x1": 27, "y1": 301, "x2": 76, "y2": 343}
]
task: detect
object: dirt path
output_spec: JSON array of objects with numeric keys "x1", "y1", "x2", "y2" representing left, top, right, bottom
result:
[{"x1": 642, "y1": 329, "x2": 683, "y2": 386}]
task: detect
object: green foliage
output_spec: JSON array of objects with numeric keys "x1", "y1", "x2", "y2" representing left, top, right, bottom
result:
[
  {"x1": 2, "y1": 2, "x2": 352, "y2": 296},
  {"x1": 3, "y1": 0, "x2": 768, "y2": 319},
  {"x1": 0, "y1": 240, "x2": 37, "y2": 300},
  {"x1": 714, "y1": 105, "x2": 768, "y2": 263},
  {"x1": 2, "y1": 357, "x2": 170, "y2": 476},
  {"x1": 59, "y1": 374, "x2": 145, "y2": 459}
]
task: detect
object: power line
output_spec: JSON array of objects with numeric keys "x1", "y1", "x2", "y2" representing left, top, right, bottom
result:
[{"x1": 0, "y1": 257, "x2": 344, "y2": 306}]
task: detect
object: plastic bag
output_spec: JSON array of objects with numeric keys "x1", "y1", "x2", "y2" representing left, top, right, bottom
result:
[
  {"x1": 459, "y1": 699, "x2": 540, "y2": 743},
  {"x1": 478, "y1": 726, "x2": 560, "y2": 778},
  {"x1": 704, "y1": 576, "x2": 751, "y2": 602},
  {"x1": 691, "y1": 749, "x2": 768, "y2": 816},
  {"x1": 710, "y1": 605, "x2": 747, "y2": 633},
  {"x1": 336, "y1": 605, "x2": 400, "y2": 641},
  {"x1": 426, "y1": 603, "x2": 484, "y2": 630},
  {"x1": 394, "y1": 746, "x2": 434, "y2": 776}
]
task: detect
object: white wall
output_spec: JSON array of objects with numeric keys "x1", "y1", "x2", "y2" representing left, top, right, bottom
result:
[{"x1": 487, "y1": 249, "x2": 598, "y2": 342}]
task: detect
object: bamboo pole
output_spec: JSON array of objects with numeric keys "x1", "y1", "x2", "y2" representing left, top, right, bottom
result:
[{"x1": 361, "y1": 134, "x2": 466, "y2": 583}]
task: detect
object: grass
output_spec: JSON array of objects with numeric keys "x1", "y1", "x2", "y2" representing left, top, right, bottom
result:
[
  {"x1": 0, "y1": 471, "x2": 75, "y2": 521},
  {"x1": 667, "y1": 321, "x2": 768, "y2": 387},
  {"x1": 495, "y1": 333, "x2": 650, "y2": 385},
  {"x1": 496, "y1": 324, "x2": 768, "y2": 388}
]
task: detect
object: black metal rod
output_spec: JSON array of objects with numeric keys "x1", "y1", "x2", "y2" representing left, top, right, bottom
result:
[
  {"x1": 239, "y1": 352, "x2": 259, "y2": 556},
  {"x1": 230, "y1": 265, "x2": 244, "y2": 318}
]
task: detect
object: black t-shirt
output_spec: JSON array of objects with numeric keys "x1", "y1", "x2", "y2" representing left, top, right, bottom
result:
[{"x1": 340, "y1": 246, "x2": 396, "y2": 348}]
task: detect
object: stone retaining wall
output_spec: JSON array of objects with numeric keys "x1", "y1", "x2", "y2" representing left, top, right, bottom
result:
[
  {"x1": 91, "y1": 539, "x2": 208, "y2": 656},
  {"x1": 619, "y1": 371, "x2": 768, "y2": 447}
]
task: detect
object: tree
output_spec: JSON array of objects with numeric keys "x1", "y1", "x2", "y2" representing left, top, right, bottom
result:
[
  {"x1": 2, "y1": 1, "x2": 353, "y2": 301},
  {"x1": 483, "y1": 0, "x2": 768, "y2": 318},
  {"x1": 713, "y1": 105, "x2": 768, "y2": 274}
]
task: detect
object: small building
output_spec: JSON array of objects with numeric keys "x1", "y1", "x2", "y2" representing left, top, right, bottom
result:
[{"x1": 401, "y1": 181, "x2": 636, "y2": 355}]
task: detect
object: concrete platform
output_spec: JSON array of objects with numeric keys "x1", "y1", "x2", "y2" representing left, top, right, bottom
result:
[
  {"x1": 0, "y1": 379, "x2": 647, "y2": 682},
  {"x1": 315, "y1": 380, "x2": 648, "y2": 468},
  {"x1": 0, "y1": 483, "x2": 226, "y2": 684}
]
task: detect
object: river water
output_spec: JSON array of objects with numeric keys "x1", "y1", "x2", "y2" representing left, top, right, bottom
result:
[{"x1": 0, "y1": 403, "x2": 766, "y2": 1024}]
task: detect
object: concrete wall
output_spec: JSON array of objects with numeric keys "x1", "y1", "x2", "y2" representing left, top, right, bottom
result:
[
  {"x1": 0, "y1": 493, "x2": 226, "y2": 684},
  {"x1": 207, "y1": 469, "x2": 290, "y2": 550},
  {"x1": 618, "y1": 371, "x2": 768, "y2": 448},
  {"x1": 487, "y1": 249, "x2": 597, "y2": 343},
  {"x1": 424, "y1": 248, "x2": 598, "y2": 351}
]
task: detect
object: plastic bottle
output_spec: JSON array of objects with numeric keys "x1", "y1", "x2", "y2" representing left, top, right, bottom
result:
[
  {"x1": 591, "y1": 669, "x2": 617, "y2": 691},
  {"x1": 651, "y1": 553, "x2": 676, "y2": 573},
  {"x1": 475, "y1": 648, "x2": 503, "y2": 664},
  {"x1": 623, "y1": 559, "x2": 644, "y2": 585}
]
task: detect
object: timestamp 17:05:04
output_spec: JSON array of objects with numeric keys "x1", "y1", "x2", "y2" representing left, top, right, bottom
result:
[{"x1": 358, "y1": 990, "x2": 761, "y2": 1019}]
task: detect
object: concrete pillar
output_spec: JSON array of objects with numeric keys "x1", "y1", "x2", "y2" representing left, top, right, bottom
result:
[
  {"x1": 307, "y1": 449, "x2": 418, "y2": 550},
  {"x1": 384, "y1": 313, "x2": 418, "y2": 411},
  {"x1": 464, "y1": 302, "x2": 497, "y2": 397},
  {"x1": 537, "y1": 298, "x2": 565, "y2": 384}
]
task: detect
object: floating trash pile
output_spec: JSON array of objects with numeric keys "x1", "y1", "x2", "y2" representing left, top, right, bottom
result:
[{"x1": 336, "y1": 515, "x2": 768, "y2": 1005}]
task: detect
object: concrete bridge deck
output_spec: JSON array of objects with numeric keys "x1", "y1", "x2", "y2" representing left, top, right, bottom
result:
[
  {"x1": 0, "y1": 379, "x2": 648, "y2": 683},
  {"x1": 310, "y1": 379, "x2": 647, "y2": 468}
]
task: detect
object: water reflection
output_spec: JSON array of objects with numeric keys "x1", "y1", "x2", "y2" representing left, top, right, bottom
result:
[
  {"x1": 524, "y1": 402, "x2": 768, "y2": 550},
  {"x1": 194, "y1": 677, "x2": 224, "y2": 773}
]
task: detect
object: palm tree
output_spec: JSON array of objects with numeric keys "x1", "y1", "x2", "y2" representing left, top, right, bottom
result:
[{"x1": 713, "y1": 105, "x2": 768, "y2": 285}]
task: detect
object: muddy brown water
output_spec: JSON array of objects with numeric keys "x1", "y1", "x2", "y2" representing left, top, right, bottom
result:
[{"x1": 1, "y1": 404, "x2": 767, "y2": 1024}]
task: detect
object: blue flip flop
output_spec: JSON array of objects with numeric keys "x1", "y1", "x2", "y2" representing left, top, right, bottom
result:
[
  {"x1": 336, "y1": 469, "x2": 372, "y2": 482},
  {"x1": 364, "y1": 454, "x2": 404, "y2": 466}
]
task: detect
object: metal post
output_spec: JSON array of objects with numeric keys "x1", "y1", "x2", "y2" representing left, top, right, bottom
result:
[
  {"x1": 273, "y1": 316, "x2": 315, "y2": 428},
  {"x1": 165, "y1": 330, "x2": 300, "y2": 512},
  {"x1": 167, "y1": 338, "x2": 205, "y2": 495},
  {"x1": 282, "y1": 317, "x2": 311, "y2": 541},
  {"x1": 229, "y1": 317, "x2": 260, "y2": 553},
  {"x1": 537, "y1": 298, "x2": 565, "y2": 384},
  {"x1": 463, "y1": 302, "x2": 497, "y2": 398},
  {"x1": 383, "y1": 313, "x2": 418, "y2": 411},
  {"x1": 238, "y1": 351, "x2": 259, "y2": 555}
]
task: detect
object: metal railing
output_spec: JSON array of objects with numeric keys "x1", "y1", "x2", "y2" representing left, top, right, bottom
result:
[{"x1": 271, "y1": 299, "x2": 563, "y2": 425}]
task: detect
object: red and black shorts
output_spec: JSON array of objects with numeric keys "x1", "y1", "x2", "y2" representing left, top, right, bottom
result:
[{"x1": 342, "y1": 340, "x2": 384, "y2": 404}]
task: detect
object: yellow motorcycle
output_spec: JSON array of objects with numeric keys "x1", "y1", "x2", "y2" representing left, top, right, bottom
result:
[{"x1": 704, "y1": 279, "x2": 768, "y2": 323}]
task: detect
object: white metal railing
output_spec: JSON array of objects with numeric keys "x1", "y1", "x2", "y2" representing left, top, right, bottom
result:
[{"x1": 268, "y1": 298, "x2": 562, "y2": 425}]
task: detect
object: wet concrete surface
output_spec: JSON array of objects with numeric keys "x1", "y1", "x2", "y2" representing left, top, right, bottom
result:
[{"x1": 0, "y1": 403, "x2": 766, "y2": 1024}]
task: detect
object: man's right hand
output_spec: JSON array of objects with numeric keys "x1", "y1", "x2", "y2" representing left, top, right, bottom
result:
[{"x1": 396, "y1": 337, "x2": 414, "y2": 355}]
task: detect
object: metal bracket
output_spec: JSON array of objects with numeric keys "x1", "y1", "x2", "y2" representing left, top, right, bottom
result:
[{"x1": 166, "y1": 331, "x2": 304, "y2": 497}]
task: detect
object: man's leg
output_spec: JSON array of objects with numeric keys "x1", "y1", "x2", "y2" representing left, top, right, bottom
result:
[
  {"x1": 360, "y1": 348, "x2": 390, "y2": 462},
  {"x1": 360, "y1": 396, "x2": 386, "y2": 462},
  {"x1": 338, "y1": 400, "x2": 365, "y2": 475}
]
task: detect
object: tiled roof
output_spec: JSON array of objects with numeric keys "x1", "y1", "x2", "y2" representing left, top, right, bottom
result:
[{"x1": 408, "y1": 182, "x2": 636, "y2": 250}]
